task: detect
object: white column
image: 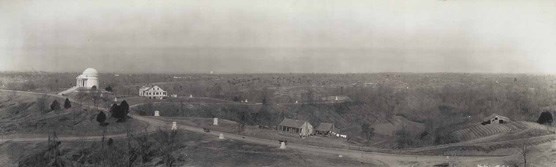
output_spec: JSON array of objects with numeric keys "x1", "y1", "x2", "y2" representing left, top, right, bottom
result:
[
  {"x1": 219, "y1": 133, "x2": 225, "y2": 140},
  {"x1": 154, "y1": 111, "x2": 160, "y2": 116},
  {"x1": 280, "y1": 142, "x2": 286, "y2": 149},
  {"x1": 171, "y1": 122, "x2": 177, "y2": 130},
  {"x1": 213, "y1": 118, "x2": 218, "y2": 126}
]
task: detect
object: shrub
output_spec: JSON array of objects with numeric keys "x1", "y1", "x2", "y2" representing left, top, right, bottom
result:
[
  {"x1": 50, "y1": 100, "x2": 61, "y2": 111},
  {"x1": 64, "y1": 98, "x2": 71, "y2": 109},
  {"x1": 105, "y1": 86, "x2": 113, "y2": 92},
  {"x1": 120, "y1": 100, "x2": 129, "y2": 116},
  {"x1": 537, "y1": 111, "x2": 553, "y2": 125},
  {"x1": 110, "y1": 104, "x2": 125, "y2": 122},
  {"x1": 97, "y1": 111, "x2": 107, "y2": 126},
  {"x1": 395, "y1": 127, "x2": 414, "y2": 149}
]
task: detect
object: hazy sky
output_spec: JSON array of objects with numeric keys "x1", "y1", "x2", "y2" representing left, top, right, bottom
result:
[{"x1": 1, "y1": 0, "x2": 555, "y2": 73}]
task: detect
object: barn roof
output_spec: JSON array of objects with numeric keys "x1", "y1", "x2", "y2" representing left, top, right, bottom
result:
[
  {"x1": 483, "y1": 114, "x2": 510, "y2": 122},
  {"x1": 279, "y1": 118, "x2": 307, "y2": 128},
  {"x1": 315, "y1": 123, "x2": 334, "y2": 131}
]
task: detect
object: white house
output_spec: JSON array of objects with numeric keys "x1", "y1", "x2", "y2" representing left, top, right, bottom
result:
[{"x1": 139, "y1": 85, "x2": 168, "y2": 99}]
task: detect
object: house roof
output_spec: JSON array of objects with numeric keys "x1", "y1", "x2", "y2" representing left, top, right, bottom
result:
[
  {"x1": 279, "y1": 118, "x2": 308, "y2": 128},
  {"x1": 139, "y1": 86, "x2": 151, "y2": 91},
  {"x1": 483, "y1": 114, "x2": 510, "y2": 122},
  {"x1": 315, "y1": 123, "x2": 334, "y2": 131},
  {"x1": 140, "y1": 85, "x2": 166, "y2": 92}
]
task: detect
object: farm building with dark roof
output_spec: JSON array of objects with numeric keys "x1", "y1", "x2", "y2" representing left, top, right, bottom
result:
[
  {"x1": 315, "y1": 123, "x2": 335, "y2": 136},
  {"x1": 278, "y1": 118, "x2": 313, "y2": 137},
  {"x1": 482, "y1": 114, "x2": 510, "y2": 125}
]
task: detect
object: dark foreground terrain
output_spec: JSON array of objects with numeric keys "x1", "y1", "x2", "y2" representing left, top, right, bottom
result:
[{"x1": 2, "y1": 130, "x2": 377, "y2": 167}]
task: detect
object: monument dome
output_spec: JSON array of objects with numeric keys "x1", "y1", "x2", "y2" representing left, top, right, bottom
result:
[{"x1": 76, "y1": 68, "x2": 99, "y2": 89}]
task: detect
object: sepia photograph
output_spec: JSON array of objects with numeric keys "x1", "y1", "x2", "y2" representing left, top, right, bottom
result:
[{"x1": 0, "y1": 0, "x2": 555, "y2": 166}]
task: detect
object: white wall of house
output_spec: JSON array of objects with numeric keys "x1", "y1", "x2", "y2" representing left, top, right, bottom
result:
[
  {"x1": 301, "y1": 122, "x2": 314, "y2": 136},
  {"x1": 139, "y1": 86, "x2": 168, "y2": 99}
]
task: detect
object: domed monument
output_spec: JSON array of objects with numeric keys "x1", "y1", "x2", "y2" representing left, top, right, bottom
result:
[
  {"x1": 58, "y1": 68, "x2": 101, "y2": 95},
  {"x1": 76, "y1": 68, "x2": 99, "y2": 89}
]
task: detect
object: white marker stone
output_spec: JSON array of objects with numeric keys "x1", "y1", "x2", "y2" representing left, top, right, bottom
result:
[
  {"x1": 279, "y1": 142, "x2": 286, "y2": 149},
  {"x1": 338, "y1": 155, "x2": 343, "y2": 158},
  {"x1": 552, "y1": 139, "x2": 556, "y2": 150},
  {"x1": 219, "y1": 133, "x2": 225, "y2": 140},
  {"x1": 189, "y1": 94, "x2": 193, "y2": 98},
  {"x1": 114, "y1": 97, "x2": 118, "y2": 102},
  {"x1": 213, "y1": 118, "x2": 218, "y2": 126},
  {"x1": 171, "y1": 122, "x2": 177, "y2": 130},
  {"x1": 154, "y1": 110, "x2": 160, "y2": 117}
]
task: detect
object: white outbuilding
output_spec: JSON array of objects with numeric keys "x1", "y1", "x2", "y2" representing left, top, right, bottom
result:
[{"x1": 154, "y1": 110, "x2": 160, "y2": 116}]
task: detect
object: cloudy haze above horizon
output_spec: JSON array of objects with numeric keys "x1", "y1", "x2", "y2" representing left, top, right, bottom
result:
[{"x1": 1, "y1": 0, "x2": 555, "y2": 74}]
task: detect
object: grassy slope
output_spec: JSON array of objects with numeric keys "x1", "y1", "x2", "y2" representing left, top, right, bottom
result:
[
  {"x1": 132, "y1": 102, "x2": 427, "y2": 147},
  {"x1": 0, "y1": 91, "x2": 147, "y2": 136},
  {"x1": 444, "y1": 121, "x2": 552, "y2": 144},
  {"x1": 4, "y1": 130, "x2": 379, "y2": 167}
]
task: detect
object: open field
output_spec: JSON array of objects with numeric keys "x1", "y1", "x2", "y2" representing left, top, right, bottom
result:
[{"x1": 448, "y1": 121, "x2": 553, "y2": 143}]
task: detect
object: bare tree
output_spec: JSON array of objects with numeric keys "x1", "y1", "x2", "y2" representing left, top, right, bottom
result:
[
  {"x1": 155, "y1": 129, "x2": 181, "y2": 167},
  {"x1": 7, "y1": 90, "x2": 17, "y2": 101},
  {"x1": 520, "y1": 144, "x2": 529, "y2": 167},
  {"x1": 46, "y1": 131, "x2": 65, "y2": 166},
  {"x1": 36, "y1": 94, "x2": 48, "y2": 112}
]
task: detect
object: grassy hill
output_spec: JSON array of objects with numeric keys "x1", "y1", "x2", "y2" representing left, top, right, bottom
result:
[
  {"x1": 442, "y1": 121, "x2": 552, "y2": 144},
  {"x1": 5, "y1": 130, "x2": 378, "y2": 167},
  {"x1": 0, "y1": 91, "x2": 147, "y2": 136}
]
